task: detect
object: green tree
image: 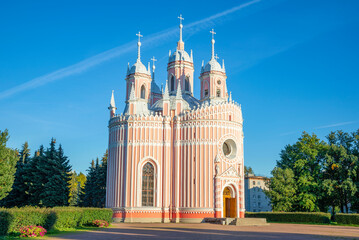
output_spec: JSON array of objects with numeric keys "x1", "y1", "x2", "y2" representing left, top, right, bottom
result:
[
  {"x1": 81, "y1": 150, "x2": 108, "y2": 207},
  {"x1": 2, "y1": 142, "x2": 31, "y2": 207},
  {"x1": 68, "y1": 171, "x2": 87, "y2": 206},
  {"x1": 265, "y1": 167, "x2": 296, "y2": 211},
  {"x1": 351, "y1": 129, "x2": 359, "y2": 212},
  {"x1": 40, "y1": 140, "x2": 72, "y2": 207},
  {"x1": 322, "y1": 131, "x2": 358, "y2": 214},
  {"x1": 0, "y1": 129, "x2": 18, "y2": 201},
  {"x1": 94, "y1": 150, "x2": 108, "y2": 208},
  {"x1": 244, "y1": 166, "x2": 254, "y2": 176},
  {"x1": 277, "y1": 132, "x2": 327, "y2": 212},
  {"x1": 81, "y1": 159, "x2": 97, "y2": 207}
]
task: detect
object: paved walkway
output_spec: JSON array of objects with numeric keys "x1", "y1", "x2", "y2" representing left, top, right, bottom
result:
[{"x1": 49, "y1": 223, "x2": 359, "y2": 240}]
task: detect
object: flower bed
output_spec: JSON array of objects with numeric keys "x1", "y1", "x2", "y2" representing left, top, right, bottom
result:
[
  {"x1": 92, "y1": 219, "x2": 109, "y2": 228},
  {"x1": 19, "y1": 225, "x2": 47, "y2": 238}
]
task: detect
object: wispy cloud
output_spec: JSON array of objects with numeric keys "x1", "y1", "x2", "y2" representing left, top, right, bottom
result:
[
  {"x1": 0, "y1": 0, "x2": 261, "y2": 100},
  {"x1": 315, "y1": 121, "x2": 357, "y2": 130},
  {"x1": 280, "y1": 121, "x2": 357, "y2": 136}
]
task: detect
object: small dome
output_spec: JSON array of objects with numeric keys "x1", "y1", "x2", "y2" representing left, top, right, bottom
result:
[
  {"x1": 129, "y1": 60, "x2": 149, "y2": 75},
  {"x1": 169, "y1": 49, "x2": 192, "y2": 63},
  {"x1": 202, "y1": 58, "x2": 225, "y2": 73}
]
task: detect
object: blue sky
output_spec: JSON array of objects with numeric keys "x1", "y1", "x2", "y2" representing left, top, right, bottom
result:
[{"x1": 0, "y1": 0, "x2": 358, "y2": 176}]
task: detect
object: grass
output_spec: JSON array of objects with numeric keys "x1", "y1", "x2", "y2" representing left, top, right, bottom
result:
[
  {"x1": 1, "y1": 225, "x2": 112, "y2": 239},
  {"x1": 258, "y1": 220, "x2": 359, "y2": 227}
]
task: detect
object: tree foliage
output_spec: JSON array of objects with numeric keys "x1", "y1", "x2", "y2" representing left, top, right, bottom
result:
[
  {"x1": 266, "y1": 167, "x2": 296, "y2": 211},
  {"x1": 80, "y1": 150, "x2": 107, "y2": 207},
  {"x1": 2, "y1": 142, "x2": 31, "y2": 207},
  {"x1": 267, "y1": 130, "x2": 359, "y2": 214},
  {"x1": 244, "y1": 166, "x2": 254, "y2": 176},
  {"x1": 0, "y1": 129, "x2": 18, "y2": 201}
]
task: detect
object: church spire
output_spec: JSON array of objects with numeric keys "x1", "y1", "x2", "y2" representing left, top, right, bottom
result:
[
  {"x1": 136, "y1": 31, "x2": 143, "y2": 61},
  {"x1": 163, "y1": 79, "x2": 170, "y2": 100},
  {"x1": 176, "y1": 79, "x2": 183, "y2": 99},
  {"x1": 177, "y1": 14, "x2": 185, "y2": 50},
  {"x1": 108, "y1": 90, "x2": 116, "y2": 118},
  {"x1": 129, "y1": 82, "x2": 135, "y2": 101},
  {"x1": 210, "y1": 29, "x2": 216, "y2": 59}
]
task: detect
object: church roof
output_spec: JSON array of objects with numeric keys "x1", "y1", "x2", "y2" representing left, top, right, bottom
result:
[
  {"x1": 169, "y1": 49, "x2": 192, "y2": 63},
  {"x1": 129, "y1": 60, "x2": 150, "y2": 75},
  {"x1": 202, "y1": 58, "x2": 225, "y2": 73},
  {"x1": 150, "y1": 93, "x2": 201, "y2": 112}
]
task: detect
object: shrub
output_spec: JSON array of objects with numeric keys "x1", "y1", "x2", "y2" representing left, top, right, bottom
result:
[
  {"x1": 245, "y1": 212, "x2": 331, "y2": 224},
  {"x1": 92, "y1": 220, "x2": 109, "y2": 228},
  {"x1": 0, "y1": 207, "x2": 113, "y2": 236},
  {"x1": 19, "y1": 226, "x2": 47, "y2": 238},
  {"x1": 335, "y1": 214, "x2": 359, "y2": 225}
]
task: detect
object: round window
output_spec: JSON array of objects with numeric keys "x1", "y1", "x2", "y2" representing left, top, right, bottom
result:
[
  {"x1": 217, "y1": 80, "x2": 221, "y2": 85},
  {"x1": 222, "y1": 139, "x2": 237, "y2": 159}
]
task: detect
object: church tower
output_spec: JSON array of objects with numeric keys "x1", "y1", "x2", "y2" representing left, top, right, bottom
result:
[
  {"x1": 124, "y1": 32, "x2": 152, "y2": 115},
  {"x1": 167, "y1": 15, "x2": 194, "y2": 96},
  {"x1": 200, "y1": 29, "x2": 228, "y2": 103}
]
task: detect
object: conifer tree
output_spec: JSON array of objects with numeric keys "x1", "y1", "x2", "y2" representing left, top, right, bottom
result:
[
  {"x1": 40, "y1": 139, "x2": 72, "y2": 207},
  {"x1": 81, "y1": 159, "x2": 97, "y2": 207},
  {"x1": 94, "y1": 150, "x2": 108, "y2": 207},
  {"x1": 25, "y1": 145, "x2": 45, "y2": 205},
  {"x1": 2, "y1": 142, "x2": 31, "y2": 207},
  {"x1": 0, "y1": 129, "x2": 18, "y2": 201}
]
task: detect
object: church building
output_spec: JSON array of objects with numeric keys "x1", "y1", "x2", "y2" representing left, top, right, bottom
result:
[{"x1": 106, "y1": 16, "x2": 245, "y2": 223}]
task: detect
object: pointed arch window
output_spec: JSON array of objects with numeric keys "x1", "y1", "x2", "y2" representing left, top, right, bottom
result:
[
  {"x1": 170, "y1": 76, "x2": 175, "y2": 92},
  {"x1": 141, "y1": 85, "x2": 146, "y2": 99},
  {"x1": 142, "y1": 162, "x2": 154, "y2": 206},
  {"x1": 185, "y1": 76, "x2": 190, "y2": 91},
  {"x1": 217, "y1": 89, "x2": 221, "y2": 97}
]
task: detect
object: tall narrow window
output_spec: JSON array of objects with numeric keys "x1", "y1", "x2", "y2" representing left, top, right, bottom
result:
[
  {"x1": 217, "y1": 89, "x2": 221, "y2": 97},
  {"x1": 171, "y1": 76, "x2": 175, "y2": 92},
  {"x1": 142, "y1": 162, "x2": 154, "y2": 206},
  {"x1": 141, "y1": 85, "x2": 146, "y2": 99},
  {"x1": 185, "y1": 76, "x2": 190, "y2": 91}
]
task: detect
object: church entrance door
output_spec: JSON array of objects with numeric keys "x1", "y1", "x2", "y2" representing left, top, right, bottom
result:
[{"x1": 223, "y1": 187, "x2": 236, "y2": 218}]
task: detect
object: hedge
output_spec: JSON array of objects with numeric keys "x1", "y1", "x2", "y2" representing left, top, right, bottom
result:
[
  {"x1": 335, "y1": 213, "x2": 359, "y2": 225},
  {"x1": 0, "y1": 207, "x2": 113, "y2": 236},
  {"x1": 245, "y1": 212, "x2": 331, "y2": 224}
]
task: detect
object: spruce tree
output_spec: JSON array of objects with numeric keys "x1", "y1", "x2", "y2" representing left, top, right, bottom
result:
[
  {"x1": 81, "y1": 159, "x2": 96, "y2": 207},
  {"x1": 40, "y1": 139, "x2": 72, "y2": 207},
  {"x1": 2, "y1": 142, "x2": 31, "y2": 207},
  {"x1": 25, "y1": 145, "x2": 45, "y2": 205},
  {"x1": 94, "y1": 151, "x2": 108, "y2": 207}
]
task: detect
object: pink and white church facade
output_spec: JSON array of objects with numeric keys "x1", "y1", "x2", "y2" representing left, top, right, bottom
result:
[{"x1": 106, "y1": 16, "x2": 244, "y2": 223}]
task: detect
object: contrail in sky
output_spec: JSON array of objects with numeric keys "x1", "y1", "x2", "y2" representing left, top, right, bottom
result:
[{"x1": 0, "y1": 0, "x2": 261, "y2": 100}]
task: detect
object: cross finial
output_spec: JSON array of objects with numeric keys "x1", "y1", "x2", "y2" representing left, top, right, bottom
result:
[
  {"x1": 178, "y1": 14, "x2": 184, "y2": 25},
  {"x1": 136, "y1": 31, "x2": 143, "y2": 60},
  {"x1": 210, "y1": 29, "x2": 216, "y2": 40},
  {"x1": 136, "y1": 31, "x2": 143, "y2": 42},
  {"x1": 214, "y1": 54, "x2": 219, "y2": 60},
  {"x1": 151, "y1": 56, "x2": 157, "y2": 68},
  {"x1": 178, "y1": 14, "x2": 184, "y2": 42},
  {"x1": 210, "y1": 29, "x2": 216, "y2": 59}
]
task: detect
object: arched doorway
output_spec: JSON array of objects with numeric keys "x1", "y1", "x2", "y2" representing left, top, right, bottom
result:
[{"x1": 223, "y1": 186, "x2": 236, "y2": 218}]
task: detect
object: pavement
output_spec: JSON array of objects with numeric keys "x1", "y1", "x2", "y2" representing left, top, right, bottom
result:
[{"x1": 49, "y1": 223, "x2": 359, "y2": 240}]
